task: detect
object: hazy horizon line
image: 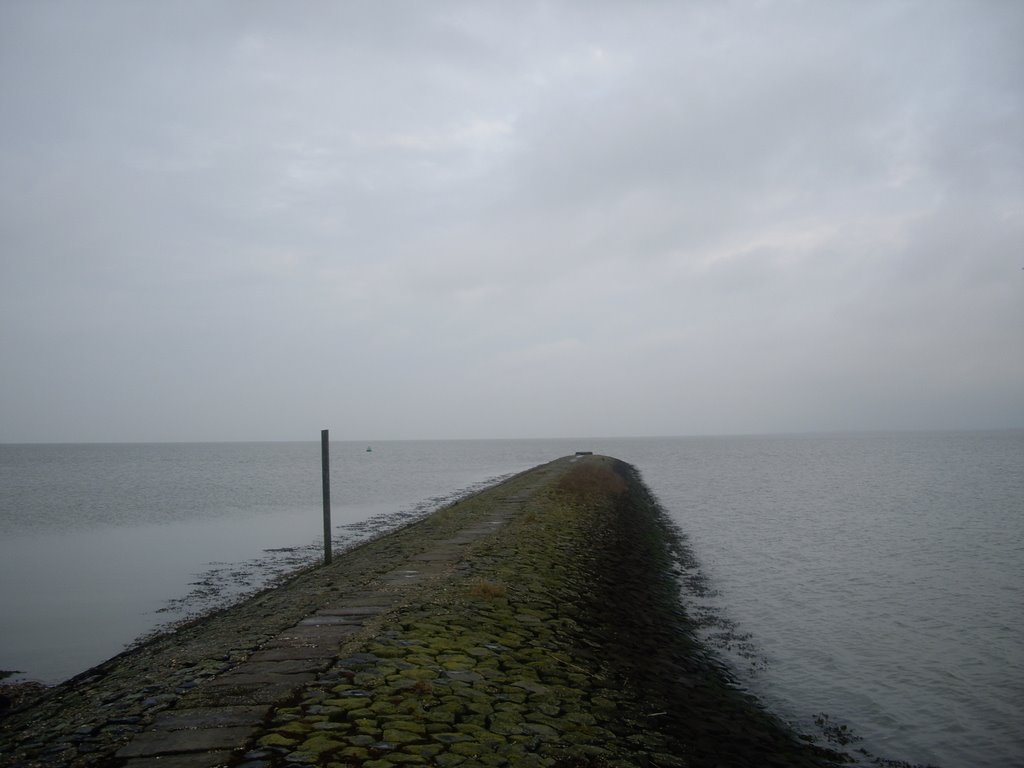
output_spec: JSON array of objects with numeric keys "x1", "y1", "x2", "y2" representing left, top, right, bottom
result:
[{"x1": 3, "y1": 426, "x2": 1022, "y2": 447}]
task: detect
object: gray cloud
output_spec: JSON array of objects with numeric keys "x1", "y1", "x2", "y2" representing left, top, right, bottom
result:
[{"x1": 1, "y1": 1, "x2": 1021, "y2": 442}]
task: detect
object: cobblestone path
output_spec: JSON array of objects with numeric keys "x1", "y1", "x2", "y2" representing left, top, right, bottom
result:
[{"x1": 1, "y1": 455, "x2": 844, "y2": 768}]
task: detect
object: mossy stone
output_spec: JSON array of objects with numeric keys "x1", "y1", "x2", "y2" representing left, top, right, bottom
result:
[
  {"x1": 278, "y1": 720, "x2": 313, "y2": 736},
  {"x1": 326, "y1": 697, "x2": 372, "y2": 712},
  {"x1": 383, "y1": 719, "x2": 426, "y2": 734},
  {"x1": 522, "y1": 722, "x2": 560, "y2": 741},
  {"x1": 298, "y1": 734, "x2": 344, "y2": 755},
  {"x1": 382, "y1": 728, "x2": 422, "y2": 744},
  {"x1": 399, "y1": 668, "x2": 437, "y2": 681},
  {"x1": 404, "y1": 743, "x2": 444, "y2": 757},
  {"x1": 424, "y1": 710, "x2": 456, "y2": 725},
  {"x1": 258, "y1": 733, "x2": 298, "y2": 748},
  {"x1": 432, "y1": 732, "x2": 474, "y2": 744},
  {"x1": 440, "y1": 656, "x2": 475, "y2": 669},
  {"x1": 338, "y1": 746, "x2": 370, "y2": 760}
]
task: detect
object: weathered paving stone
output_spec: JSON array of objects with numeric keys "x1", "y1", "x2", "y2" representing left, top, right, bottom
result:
[
  {"x1": 149, "y1": 704, "x2": 270, "y2": 730},
  {"x1": 319, "y1": 605, "x2": 391, "y2": 616},
  {"x1": 211, "y1": 670, "x2": 317, "y2": 687},
  {"x1": 122, "y1": 751, "x2": 235, "y2": 768},
  {"x1": 187, "y1": 680, "x2": 301, "y2": 706},
  {"x1": 261, "y1": 625, "x2": 358, "y2": 647},
  {"x1": 380, "y1": 568, "x2": 426, "y2": 582},
  {"x1": 114, "y1": 725, "x2": 255, "y2": 757},
  {"x1": 297, "y1": 614, "x2": 368, "y2": 626},
  {"x1": 0, "y1": 456, "x2": 846, "y2": 768},
  {"x1": 231, "y1": 659, "x2": 330, "y2": 675}
]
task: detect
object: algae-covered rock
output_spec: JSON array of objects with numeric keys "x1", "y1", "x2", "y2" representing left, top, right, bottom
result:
[
  {"x1": 297, "y1": 733, "x2": 345, "y2": 755},
  {"x1": 398, "y1": 668, "x2": 437, "y2": 681},
  {"x1": 71, "y1": 456, "x2": 843, "y2": 768},
  {"x1": 382, "y1": 728, "x2": 423, "y2": 744},
  {"x1": 432, "y1": 731, "x2": 474, "y2": 744},
  {"x1": 258, "y1": 732, "x2": 298, "y2": 747}
]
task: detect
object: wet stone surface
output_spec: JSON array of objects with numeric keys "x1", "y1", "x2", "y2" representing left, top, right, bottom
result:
[
  {"x1": 0, "y1": 457, "x2": 846, "y2": 768},
  {"x1": 244, "y1": 458, "x2": 845, "y2": 768}
]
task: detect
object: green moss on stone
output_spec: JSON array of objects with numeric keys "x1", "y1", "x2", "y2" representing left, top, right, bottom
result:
[
  {"x1": 258, "y1": 733, "x2": 298, "y2": 748},
  {"x1": 298, "y1": 734, "x2": 345, "y2": 755}
]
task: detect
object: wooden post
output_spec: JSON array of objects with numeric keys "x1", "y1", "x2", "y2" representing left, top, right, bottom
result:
[{"x1": 321, "y1": 429, "x2": 332, "y2": 565}]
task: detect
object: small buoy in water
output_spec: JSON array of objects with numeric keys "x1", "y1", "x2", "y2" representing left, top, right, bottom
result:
[{"x1": 366, "y1": 446, "x2": 372, "y2": 452}]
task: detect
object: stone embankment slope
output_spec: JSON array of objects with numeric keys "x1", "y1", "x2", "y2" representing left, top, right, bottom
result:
[{"x1": 0, "y1": 455, "x2": 845, "y2": 768}]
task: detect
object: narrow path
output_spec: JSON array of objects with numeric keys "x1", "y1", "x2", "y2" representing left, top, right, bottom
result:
[
  {"x1": 2, "y1": 456, "x2": 843, "y2": 768},
  {"x1": 113, "y1": 465, "x2": 559, "y2": 767},
  {"x1": 0, "y1": 458, "x2": 567, "y2": 768}
]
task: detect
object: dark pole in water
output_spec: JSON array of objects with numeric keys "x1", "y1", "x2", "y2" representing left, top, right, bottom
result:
[{"x1": 321, "y1": 429, "x2": 332, "y2": 565}]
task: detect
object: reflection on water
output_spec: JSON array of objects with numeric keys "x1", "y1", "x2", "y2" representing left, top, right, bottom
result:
[
  {"x1": 0, "y1": 509, "x2": 312, "y2": 682},
  {"x1": 628, "y1": 431, "x2": 1024, "y2": 768},
  {"x1": 0, "y1": 441, "x2": 524, "y2": 684}
]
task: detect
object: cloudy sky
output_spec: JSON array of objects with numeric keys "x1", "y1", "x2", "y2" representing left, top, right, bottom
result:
[{"x1": 1, "y1": 1, "x2": 1021, "y2": 443}]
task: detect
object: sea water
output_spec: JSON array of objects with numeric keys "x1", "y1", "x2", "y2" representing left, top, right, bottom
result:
[
  {"x1": 1, "y1": 432, "x2": 1020, "y2": 767},
  {"x1": 620, "y1": 432, "x2": 1024, "y2": 768}
]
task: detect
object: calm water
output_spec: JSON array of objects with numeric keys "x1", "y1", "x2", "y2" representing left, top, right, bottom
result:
[{"x1": 1, "y1": 433, "x2": 1021, "y2": 768}]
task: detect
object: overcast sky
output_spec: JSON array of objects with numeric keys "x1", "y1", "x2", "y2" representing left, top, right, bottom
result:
[{"x1": 1, "y1": 1, "x2": 1021, "y2": 443}]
